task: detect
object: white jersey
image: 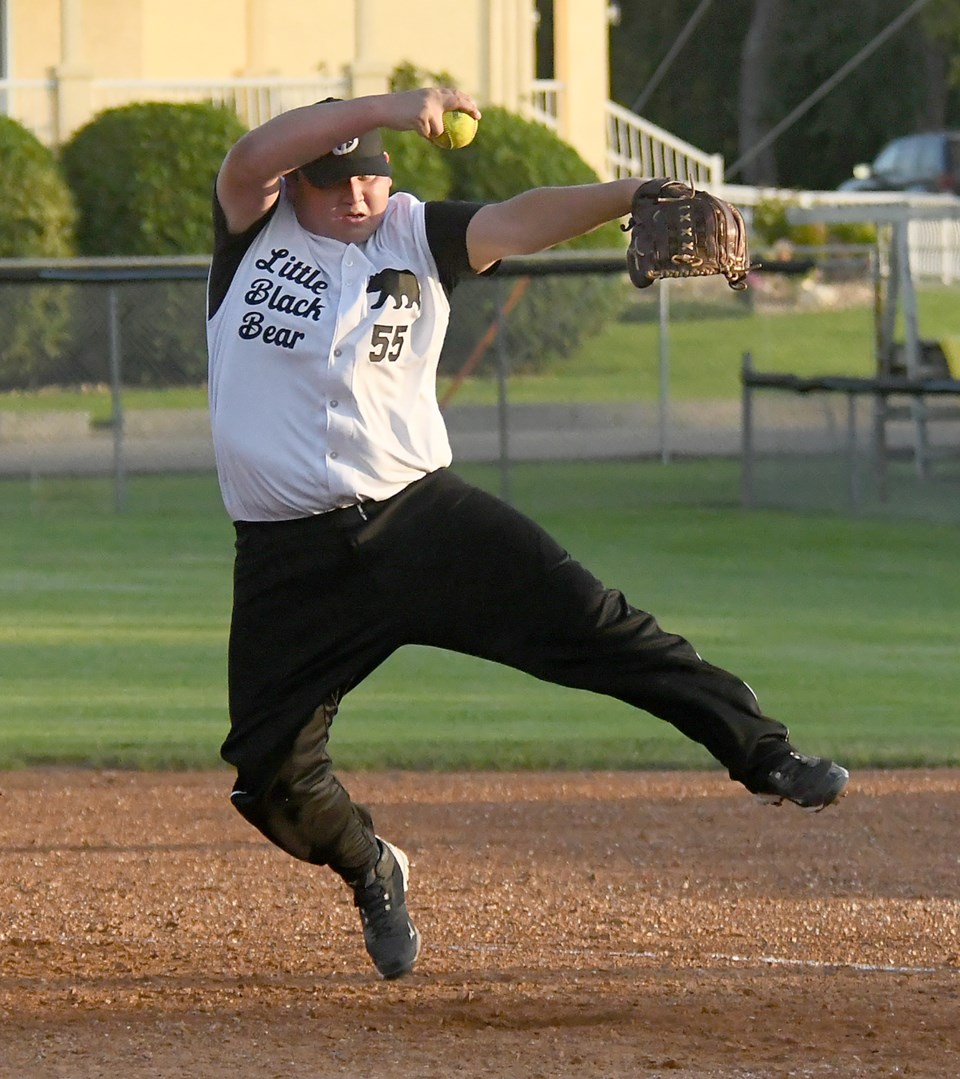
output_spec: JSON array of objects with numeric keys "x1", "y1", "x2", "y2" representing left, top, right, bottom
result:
[{"x1": 207, "y1": 191, "x2": 464, "y2": 521}]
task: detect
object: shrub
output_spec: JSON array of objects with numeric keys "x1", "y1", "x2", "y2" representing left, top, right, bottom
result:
[
  {"x1": 439, "y1": 107, "x2": 626, "y2": 376},
  {"x1": 58, "y1": 102, "x2": 247, "y2": 386},
  {"x1": 828, "y1": 221, "x2": 877, "y2": 245},
  {"x1": 752, "y1": 195, "x2": 877, "y2": 250},
  {"x1": 60, "y1": 100, "x2": 247, "y2": 256},
  {"x1": 0, "y1": 116, "x2": 76, "y2": 389},
  {"x1": 752, "y1": 197, "x2": 792, "y2": 248},
  {"x1": 0, "y1": 116, "x2": 75, "y2": 257},
  {"x1": 382, "y1": 129, "x2": 453, "y2": 201}
]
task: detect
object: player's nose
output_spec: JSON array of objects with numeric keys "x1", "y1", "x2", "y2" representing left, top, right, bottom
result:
[{"x1": 344, "y1": 177, "x2": 366, "y2": 206}]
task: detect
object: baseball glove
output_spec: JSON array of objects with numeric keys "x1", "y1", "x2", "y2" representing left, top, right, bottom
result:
[{"x1": 624, "y1": 179, "x2": 754, "y2": 291}]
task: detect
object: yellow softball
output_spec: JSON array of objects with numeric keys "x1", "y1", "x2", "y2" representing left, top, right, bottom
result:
[{"x1": 430, "y1": 110, "x2": 479, "y2": 150}]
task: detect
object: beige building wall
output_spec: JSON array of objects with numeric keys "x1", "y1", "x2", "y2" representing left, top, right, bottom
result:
[
  {"x1": 2, "y1": 0, "x2": 611, "y2": 175},
  {"x1": 9, "y1": 0, "x2": 60, "y2": 79},
  {"x1": 137, "y1": 1, "x2": 356, "y2": 80},
  {"x1": 81, "y1": 1, "x2": 141, "y2": 76},
  {"x1": 11, "y1": 0, "x2": 533, "y2": 92}
]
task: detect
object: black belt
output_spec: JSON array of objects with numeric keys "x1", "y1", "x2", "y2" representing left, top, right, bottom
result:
[
  {"x1": 234, "y1": 496, "x2": 398, "y2": 541},
  {"x1": 234, "y1": 470, "x2": 442, "y2": 535}
]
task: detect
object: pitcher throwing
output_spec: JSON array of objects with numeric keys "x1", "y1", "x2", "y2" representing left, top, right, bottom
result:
[{"x1": 206, "y1": 89, "x2": 848, "y2": 981}]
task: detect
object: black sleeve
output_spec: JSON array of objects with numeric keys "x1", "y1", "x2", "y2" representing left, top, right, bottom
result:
[
  {"x1": 207, "y1": 188, "x2": 279, "y2": 319},
  {"x1": 424, "y1": 200, "x2": 500, "y2": 297}
]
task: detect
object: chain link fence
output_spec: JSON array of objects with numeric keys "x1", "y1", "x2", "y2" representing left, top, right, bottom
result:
[
  {"x1": 742, "y1": 365, "x2": 960, "y2": 521},
  {"x1": 0, "y1": 249, "x2": 958, "y2": 520}
]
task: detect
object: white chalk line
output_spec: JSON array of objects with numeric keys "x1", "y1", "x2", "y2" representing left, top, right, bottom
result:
[{"x1": 448, "y1": 943, "x2": 957, "y2": 976}]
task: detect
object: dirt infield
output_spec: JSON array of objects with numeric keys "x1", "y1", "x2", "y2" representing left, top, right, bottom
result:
[{"x1": 1, "y1": 768, "x2": 958, "y2": 1079}]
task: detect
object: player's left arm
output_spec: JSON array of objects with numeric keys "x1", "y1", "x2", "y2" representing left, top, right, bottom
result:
[
  {"x1": 465, "y1": 178, "x2": 645, "y2": 273},
  {"x1": 217, "y1": 89, "x2": 481, "y2": 235}
]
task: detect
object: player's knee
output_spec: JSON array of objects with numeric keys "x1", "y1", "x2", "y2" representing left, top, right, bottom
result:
[
  {"x1": 231, "y1": 769, "x2": 359, "y2": 863},
  {"x1": 229, "y1": 702, "x2": 375, "y2": 868}
]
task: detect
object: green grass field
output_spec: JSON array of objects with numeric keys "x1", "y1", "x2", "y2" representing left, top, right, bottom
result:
[{"x1": 2, "y1": 462, "x2": 958, "y2": 773}]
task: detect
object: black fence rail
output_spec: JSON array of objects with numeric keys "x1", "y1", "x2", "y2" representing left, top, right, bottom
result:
[
  {"x1": 1, "y1": 253, "x2": 958, "y2": 521},
  {"x1": 0, "y1": 253, "x2": 650, "y2": 511},
  {"x1": 741, "y1": 352, "x2": 960, "y2": 517}
]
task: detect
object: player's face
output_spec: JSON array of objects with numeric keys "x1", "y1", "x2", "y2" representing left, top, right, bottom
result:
[{"x1": 293, "y1": 173, "x2": 393, "y2": 244}]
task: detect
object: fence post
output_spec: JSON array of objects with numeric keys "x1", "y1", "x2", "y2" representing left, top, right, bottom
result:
[
  {"x1": 658, "y1": 280, "x2": 671, "y2": 464},
  {"x1": 107, "y1": 285, "x2": 127, "y2": 513},
  {"x1": 495, "y1": 280, "x2": 512, "y2": 505},
  {"x1": 845, "y1": 391, "x2": 860, "y2": 514},
  {"x1": 740, "y1": 351, "x2": 754, "y2": 508}
]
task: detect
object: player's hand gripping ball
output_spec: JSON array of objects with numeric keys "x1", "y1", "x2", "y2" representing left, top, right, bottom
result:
[{"x1": 430, "y1": 110, "x2": 478, "y2": 150}]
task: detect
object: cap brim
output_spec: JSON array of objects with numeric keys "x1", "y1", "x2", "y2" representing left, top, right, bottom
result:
[{"x1": 299, "y1": 154, "x2": 391, "y2": 188}]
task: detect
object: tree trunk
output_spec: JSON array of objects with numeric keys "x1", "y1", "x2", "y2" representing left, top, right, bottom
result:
[
  {"x1": 919, "y1": 33, "x2": 948, "y2": 128},
  {"x1": 739, "y1": 0, "x2": 785, "y2": 185}
]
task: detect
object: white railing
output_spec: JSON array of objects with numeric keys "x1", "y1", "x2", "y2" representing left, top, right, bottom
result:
[
  {"x1": 0, "y1": 75, "x2": 350, "y2": 144},
  {"x1": 0, "y1": 78, "x2": 57, "y2": 145},
  {"x1": 732, "y1": 186, "x2": 960, "y2": 284},
  {"x1": 529, "y1": 81, "x2": 724, "y2": 185},
  {"x1": 90, "y1": 76, "x2": 350, "y2": 132},
  {"x1": 605, "y1": 100, "x2": 724, "y2": 185},
  {"x1": 908, "y1": 218, "x2": 960, "y2": 284},
  {"x1": 4, "y1": 73, "x2": 725, "y2": 196},
  {"x1": 528, "y1": 78, "x2": 561, "y2": 132}
]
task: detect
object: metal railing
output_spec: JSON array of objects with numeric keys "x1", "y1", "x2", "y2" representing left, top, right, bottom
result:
[
  {"x1": 528, "y1": 78, "x2": 561, "y2": 132},
  {"x1": 89, "y1": 76, "x2": 350, "y2": 132},
  {"x1": 908, "y1": 218, "x2": 960, "y2": 283},
  {"x1": 528, "y1": 83, "x2": 725, "y2": 184},
  {"x1": 604, "y1": 100, "x2": 724, "y2": 185},
  {"x1": 0, "y1": 74, "x2": 350, "y2": 145},
  {"x1": 3, "y1": 72, "x2": 958, "y2": 285},
  {"x1": 2, "y1": 72, "x2": 724, "y2": 191},
  {"x1": 0, "y1": 77, "x2": 57, "y2": 144}
]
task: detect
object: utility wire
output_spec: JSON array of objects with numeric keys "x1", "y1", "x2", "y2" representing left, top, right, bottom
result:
[
  {"x1": 630, "y1": 0, "x2": 714, "y2": 115},
  {"x1": 726, "y1": 0, "x2": 935, "y2": 180}
]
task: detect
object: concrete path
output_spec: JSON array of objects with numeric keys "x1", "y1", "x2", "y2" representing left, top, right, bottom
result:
[
  {"x1": 0, "y1": 399, "x2": 951, "y2": 477},
  {"x1": 0, "y1": 402, "x2": 744, "y2": 477}
]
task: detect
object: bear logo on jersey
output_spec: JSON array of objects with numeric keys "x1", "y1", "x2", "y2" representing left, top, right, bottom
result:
[{"x1": 367, "y1": 268, "x2": 421, "y2": 311}]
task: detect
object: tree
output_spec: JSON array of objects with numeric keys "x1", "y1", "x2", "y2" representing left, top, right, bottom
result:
[
  {"x1": 606, "y1": 0, "x2": 960, "y2": 190},
  {"x1": 738, "y1": 0, "x2": 784, "y2": 186},
  {"x1": 920, "y1": 0, "x2": 960, "y2": 126}
]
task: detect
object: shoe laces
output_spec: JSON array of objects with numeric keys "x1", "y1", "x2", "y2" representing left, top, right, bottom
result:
[
  {"x1": 769, "y1": 749, "x2": 810, "y2": 781},
  {"x1": 353, "y1": 868, "x2": 398, "y2": 932}
]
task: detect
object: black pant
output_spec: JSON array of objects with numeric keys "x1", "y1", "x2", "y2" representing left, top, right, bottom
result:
[{"x1": 224, "y1": 468, "x2": 787, "y2": 879}]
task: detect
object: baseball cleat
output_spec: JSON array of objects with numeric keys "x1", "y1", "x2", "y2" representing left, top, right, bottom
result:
[
  {"x1": 749, "y1": 748, "x2": 849, "y2": 811},
  {"x1": 353, "y1": 837, "x2": 421, "y2": 979}
]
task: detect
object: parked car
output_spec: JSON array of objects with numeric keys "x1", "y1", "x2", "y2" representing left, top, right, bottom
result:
[{"x1": 838, "y1": 131, "x2": 960, "y2": 193}]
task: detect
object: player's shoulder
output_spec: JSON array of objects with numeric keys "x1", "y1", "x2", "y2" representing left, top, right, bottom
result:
[
  {"x1": 383, "y1": 191, "x2": 484, "y2": 237},
  {"x1": 384, "y1": 190, "x2": 424, "y2": 222}
]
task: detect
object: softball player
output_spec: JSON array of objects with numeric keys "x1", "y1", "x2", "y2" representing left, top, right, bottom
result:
[{"x1": 207, "y1": 89, "x2": 848, "y2": 981}]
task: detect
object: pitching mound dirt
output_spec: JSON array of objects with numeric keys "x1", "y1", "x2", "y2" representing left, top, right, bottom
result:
[{"x1": 1, "y1": 768, "x2": 958, "y2": 1078}]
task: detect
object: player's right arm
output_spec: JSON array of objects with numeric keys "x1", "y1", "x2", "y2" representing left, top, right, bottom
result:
[
  {"x1": 465, "y1": 179, "x2": 645, "y2": 273},
  {"x1": 216, "y1": 89, "x2": 481, "y2": 234}
]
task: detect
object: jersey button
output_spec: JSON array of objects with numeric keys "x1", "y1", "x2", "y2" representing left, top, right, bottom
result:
[
  {"x1": 334, "y1": 348, "x2": 343, "y2": 357},
  {"x1": 330, "y1": 451, "x2": 339, "y2": 460},
  {"x1": 330, "y1": 400, "x2": 339, "y2": 408}
]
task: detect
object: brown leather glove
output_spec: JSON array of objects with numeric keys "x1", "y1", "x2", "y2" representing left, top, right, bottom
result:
[{"x1": 624, "y1": 179, "x2": 755, "y2": 291}]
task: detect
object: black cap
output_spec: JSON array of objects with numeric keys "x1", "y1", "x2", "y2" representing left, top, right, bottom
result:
[{"x1": 298, "y1": 99, "x2": 391, "y2": 188}]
